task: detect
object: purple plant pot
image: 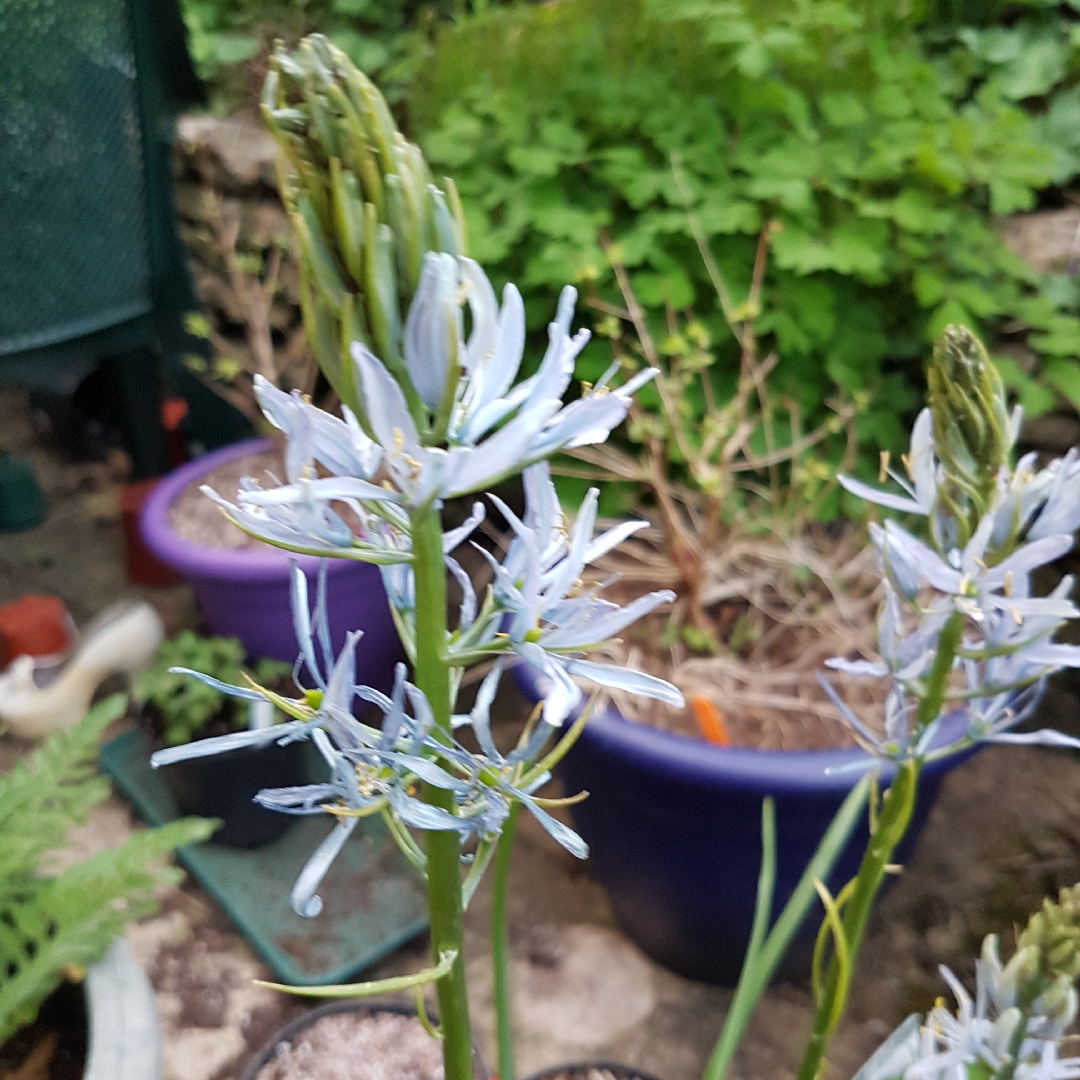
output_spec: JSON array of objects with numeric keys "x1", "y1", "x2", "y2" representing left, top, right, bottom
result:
[
  {"x1": 513, "y1": 664, "x2": 976, "y2": 986},
  {"x1": 140, "y1": 438, "x2": 401, "y2": 694}
]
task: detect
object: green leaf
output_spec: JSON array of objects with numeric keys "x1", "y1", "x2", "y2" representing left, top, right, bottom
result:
[
  {"x1": 1043, "y1": 358, "x2": 1080, "y2": 413},
  {"x1": 819, "y1": 91, "x2": 867, "y2": 128}
]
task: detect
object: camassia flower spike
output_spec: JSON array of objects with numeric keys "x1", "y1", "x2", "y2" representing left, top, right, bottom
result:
[{"x1": 822, "y1": 325, "x2": 1080, "y2": 765}]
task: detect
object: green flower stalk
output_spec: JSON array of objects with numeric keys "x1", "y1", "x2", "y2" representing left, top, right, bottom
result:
[
  {"x1": 260, "y1": 35, "x2": 466, "y2": 426},
  {"x1": 926, "y1": 325, "x2": 1013, "y2": 549}
]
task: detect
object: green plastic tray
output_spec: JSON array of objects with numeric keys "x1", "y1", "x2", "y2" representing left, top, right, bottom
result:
[{"x1": 100, "y1": 729, "x2": 427, "y2": 986}]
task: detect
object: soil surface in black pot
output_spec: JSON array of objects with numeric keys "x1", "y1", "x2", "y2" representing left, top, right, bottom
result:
[
  {"x1": 253, "y1": 1011, "x2": 444, "y2": 1080},
  {"x1": 0, "y1": 980, "x2": 87, "y2": 1080},
  {"x1": 526, "y1": 1067, "x2": 661, "y2": 1080}
]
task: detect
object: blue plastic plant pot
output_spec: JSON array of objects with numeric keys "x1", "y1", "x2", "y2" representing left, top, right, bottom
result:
[{"x1": 513, "y1": 664, "x2": 976, "y2": 986}]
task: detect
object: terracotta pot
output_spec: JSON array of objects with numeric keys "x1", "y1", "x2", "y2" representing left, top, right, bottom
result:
[
  {"x1": 120, "y1": 480, "x2": 181, "y2": 586},
  {"x1": 0, "y1": 594, "x2": 72, "y2": 667}
]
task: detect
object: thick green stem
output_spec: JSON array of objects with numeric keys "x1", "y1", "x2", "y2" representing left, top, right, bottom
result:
[
  {"x1": 411, "y1": 506, "x2": 473, "y2": 1080},
  {"x1": 796, "y1": 761, "x2": 920, "y2": 1080},
  {"x1": 492, "y1": 803, "x2": 520, "y2": 1080},
  {"x1": 796, "y1": 606, "x2": 966, "y2": 1080},
  {"x1": 917, "y1": 611, "x2": 966, "y2": 729}
]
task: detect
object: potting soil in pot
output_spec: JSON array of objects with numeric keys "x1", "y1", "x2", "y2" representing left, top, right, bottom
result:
[
  {"x1": 584, "y1": 523, "x2": 888, "y2": 750},
  {"x1": 255, "y1": 1012, "x2": 443, "y2": 1080},
  {"x1": 532, "y1": 1071, "x2": 654, "y2": 1080},
  {"x1": 169, "y1": 449, "x2": 282, "y2": 551}
]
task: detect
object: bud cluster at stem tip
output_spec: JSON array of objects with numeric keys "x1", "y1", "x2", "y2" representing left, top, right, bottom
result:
[
  {"x1": 261, "y1": 34, "x2": 465, "y2": 428},
  {"x1": 1019, "y1": 883, "x2": 1080, "y2": 984},
  {"x1": 927, "y1": 325, "x2": 1013, "y2": 547}
]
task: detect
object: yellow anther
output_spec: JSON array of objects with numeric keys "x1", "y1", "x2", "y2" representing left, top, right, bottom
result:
[
  {"x1": 879, "y1": 451, "x2": 891, "y2": 483},
  {"x1": 1003, "y1": 570, "x2": 1014, "y2": 597}
]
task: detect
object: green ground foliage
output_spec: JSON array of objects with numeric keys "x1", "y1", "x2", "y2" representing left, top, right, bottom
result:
[
  {"x1": 133, "y1": 632, "x2": 290, "y2": 746},
  {"x1": 407, "y1": 0, "x2": 1080, "y2": 483},
  {"x1": 182, "y1": 0, "x2": 458, "y2": 105},
  {"x1": 0, "y1": 698, "x2": 214, "y2": 1042}
]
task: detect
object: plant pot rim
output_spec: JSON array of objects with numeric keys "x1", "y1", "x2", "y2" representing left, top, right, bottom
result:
[
  {"x1": 512, "y1": 663, "x2": 968, "y2": 795},
  {"x1": 139, "y1": 437, "x2": 354, "y2": 583},
  {"x1": 238, "y1": 997, "x2": 487, "y2": 1080},
  {"x1": 522, "y1": 1062, "x2": 666, "y2": 1080}
]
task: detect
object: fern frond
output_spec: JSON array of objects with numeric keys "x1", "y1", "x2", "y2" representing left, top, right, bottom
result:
[
  {"x1": 0, "y1": 695, "x2": 127, "y2": 885},
  {"x1": 0, "y1": 815, "x2": 215, "y2": 1043},
  {"x1": 0, "y1": 700, "x2": 217, "y2": 1043}
]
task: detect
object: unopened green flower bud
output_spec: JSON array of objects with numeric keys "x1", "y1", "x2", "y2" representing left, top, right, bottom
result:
[
  {"x1": 999, "y1": 944, "x2": 1040, "y2": 1006},
  {"x1": 1031, "y1": 974, "x2": 1078, "y2": 1037},
  {"x1": 927, "y1": 326, "x2": 1013, "y2": 548},
  {"x1": 1018, "y1": 883, "x2": 1080, "y2": 982},
  {"x1": 261, "y1": 34, "x2": 466, "y2": 427}
]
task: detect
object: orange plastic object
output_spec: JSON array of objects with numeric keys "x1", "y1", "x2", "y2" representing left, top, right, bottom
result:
[
  {"x1": 0, "y1": 595, "x2": 72, "y2": 666},
  {"x1": 161, "y1": 397, "x2": 190, "y2": 468},
  {"x1": 690, "y1": 695, "x2": 731, "y2": 746},
  {"x1": 161, "y1": 397, "x2": 189, "y2": 430},
  {"x1": 121, "y1": 480, "x2": 182, "y2": 586}
]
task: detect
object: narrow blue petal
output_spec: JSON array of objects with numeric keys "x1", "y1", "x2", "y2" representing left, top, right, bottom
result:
[
  {"x1": 150, "y1": 722, "x2": 308, "y2": 767},
  {"x1": 165, "y1": 668, "x2": 265, "y2": 700},
  {"x1": 519, "y1": 794, "x2": 588, "y2": 859},
  {"x1": 315, "y1": 560, "x2": 333, "y2": 674},
  {"x1": 468, "y1": 659, "x2": 503, "y2": 761},
  {"x1": 985, "y1": 730, "x2": 1080, "y2": 750},
  {"x1": 564, "y1": 658, "x2": 684, "y2": 707},
  {"x1": 254, "y1": 784, "x2": 343, "y2": 814},
  {"x1": 290, "y1": 562, "x2": 324, "y2": 688},
  {"x1": 838, "y1": 475, "x2": 925, "y2": 515},
  {"x1": 291, "y1": 818, "x2": 357, "y2": 917},
  {"x1": 388, "y1": 787, "x2": 471, "y2": 833}
]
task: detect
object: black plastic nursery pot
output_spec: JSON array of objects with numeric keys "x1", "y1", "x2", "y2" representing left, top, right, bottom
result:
[
  {"x1": 523, "y1": 1062, "x2": 666, "y2": 1080},
  {"x1": 0, "y1": 940, "x2": 162, "y2": 1080},
  {"x1": 514, "y1": 665, "x2": 976, "y2": 986},
  {"x1": 239, "y1": 998, "x2": 488, "y2": 1080},
  {"x1": 157, "y1": 738, "x2": 308, "y2": 849}
]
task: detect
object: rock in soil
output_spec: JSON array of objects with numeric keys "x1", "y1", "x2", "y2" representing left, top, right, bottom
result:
[{"x1": 254, "y1": 1012, "x2": 444, "y2": 1080}]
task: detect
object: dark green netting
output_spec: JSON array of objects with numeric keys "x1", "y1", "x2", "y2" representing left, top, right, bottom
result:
[{"x1": 0, "y1": 0, "x2": 153, "y2": 356}]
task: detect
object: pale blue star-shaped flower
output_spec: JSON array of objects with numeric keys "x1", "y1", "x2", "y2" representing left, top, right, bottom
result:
[{"x1": 475, "y1": 462, "x2": 685, "y2": 726}]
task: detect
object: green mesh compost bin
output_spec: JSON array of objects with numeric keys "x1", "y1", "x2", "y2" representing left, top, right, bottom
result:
[
  {"x1": 0, "y1": 0, "x2": 227, "y2": 473},
  {"x1": 0, "y1": 0, "x2": 153, "y2": 358}
]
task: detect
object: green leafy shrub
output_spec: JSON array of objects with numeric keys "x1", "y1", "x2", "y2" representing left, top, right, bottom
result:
[
  {"x1": 133, "y1": 632, "x2": 290, "y2": 747},
  {"x1": 920, "y1": 0, "x2": 1080, "y2": 182},
  {"x1": 181, "y1": 0, "x2": 457, "y2": 107},
  {"x1": 0, "y1": 696, "x2": 215, "y2": 1042},
  {"x1": 409, "y1": 0, "x2": 1080, "y2": 470}
]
